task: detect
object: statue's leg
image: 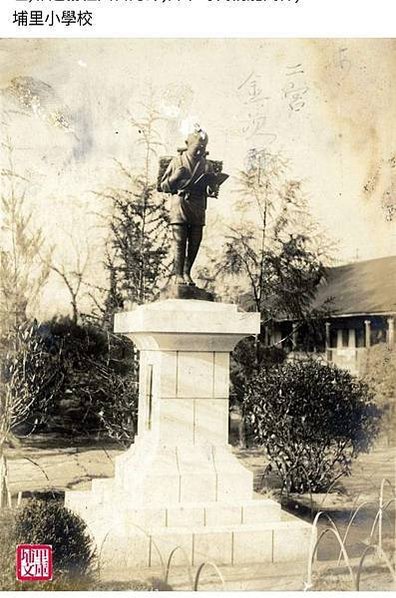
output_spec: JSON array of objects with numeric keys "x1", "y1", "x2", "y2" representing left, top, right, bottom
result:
[
  {"x1": 184, "y1": 225, "x2": 203, "y2": 285},
  {"x1": 172, "y1": 224, "x2": 187, "y2": 285}
]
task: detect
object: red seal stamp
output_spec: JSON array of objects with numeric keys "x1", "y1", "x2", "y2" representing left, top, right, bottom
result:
[{"x1": 16, "y1": 544, "x2": 53, "y2": 582}]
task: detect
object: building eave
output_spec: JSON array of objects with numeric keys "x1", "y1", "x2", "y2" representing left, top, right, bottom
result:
[{"x1": 274, "y1": 311, "x2": 396, "y2": 323}]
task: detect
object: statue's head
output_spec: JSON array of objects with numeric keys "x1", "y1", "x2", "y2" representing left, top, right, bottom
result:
[{"x1": 185, "y1": 125, "x2": 208, "y2": 159}]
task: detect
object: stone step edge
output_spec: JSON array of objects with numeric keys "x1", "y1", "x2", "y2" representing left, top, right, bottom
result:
[
  {"x1": 65, "y1": 493, "x2": 281, "y2": 511},
  {"x1": 66, "y1": 497, "x2": 283, "y2": 521},
  {"x1": 90, "y1": 514, "x2": 314, "y2": 569},
  {"x1": 112, "y1": 514, "x2": 312, "y2": 535}
]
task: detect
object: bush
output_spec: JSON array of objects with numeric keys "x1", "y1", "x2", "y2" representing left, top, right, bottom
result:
[
  {"x1": 0, "y1": 505, "x2": 172, "y2": 591},
  {"x1": 361, "y1": 345, "x2": 396, "y2": 445},
  {"x1": 1, "y1": 321, "x2": 63, "y2": 435},
  {"x1": 0, "y1": 509, "x2": 16, "y2": 591},
  {"x1": 244, "y1": 359, "x2": 382, "y2": 493},
  {"x1": 8, "y1": 316, "x2": 139, "y2": 439},
  {"x1": 15, "y1": 500, "x2": 94, "y2": 579},
  {"x1": 230, "y1": 337, "x2": 286, "y2": 447}
]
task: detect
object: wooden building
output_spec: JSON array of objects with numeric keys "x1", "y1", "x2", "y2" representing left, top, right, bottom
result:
[{"x1": 271, "y1": 256, "x2": 396, "y2": 375}]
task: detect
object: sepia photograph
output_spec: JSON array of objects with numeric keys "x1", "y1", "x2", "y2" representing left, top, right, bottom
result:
[{"x1": 0, "y1": 38, "x2": 395, "y2": 591}]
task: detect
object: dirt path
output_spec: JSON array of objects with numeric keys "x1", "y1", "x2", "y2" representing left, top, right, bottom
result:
[{"x1": 6, "y1": 438, "x2": 121, "y2": 495}]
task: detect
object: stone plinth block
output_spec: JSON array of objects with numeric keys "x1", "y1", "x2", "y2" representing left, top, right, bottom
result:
[
  {"x1": 114, "y1": 299, "x2": 260, "y2": 351},
  {"x1": 65, "y1": 299, "x2": 315, "y2": 573},
  {"x1": 114, "y1": 300, "x2": 259, "y2": 446}
]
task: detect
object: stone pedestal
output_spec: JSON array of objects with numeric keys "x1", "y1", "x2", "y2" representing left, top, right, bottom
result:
[{"x1": 65, "y1": 300, "x2": 313, "y2": 573}]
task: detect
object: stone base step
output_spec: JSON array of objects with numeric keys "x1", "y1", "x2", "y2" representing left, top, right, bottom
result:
[
  {"x1": 91, "y1": 515, "x2": 313, "y2": 570},
  {"x1": 65, "y1": 491, "x2": 282, "y2": 530},
  {"x1": 90, "y1": 455, "x2": 254, "y2": 506}
]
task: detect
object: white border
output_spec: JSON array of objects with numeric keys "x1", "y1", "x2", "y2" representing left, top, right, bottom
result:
[{"x1": 0, "y1": 0, "x2": 395, "y2": 38}]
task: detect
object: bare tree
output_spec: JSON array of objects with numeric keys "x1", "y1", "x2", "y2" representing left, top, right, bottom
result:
[
  {"x1": 47, "y1": 233, "x2": 90, "y2": 325},
  {"x1": 0, "y1": 131, "x2": 53, "y2": 506},
  {"x1": 0, "y1": 134, "x2": 51, "y2": 339}
]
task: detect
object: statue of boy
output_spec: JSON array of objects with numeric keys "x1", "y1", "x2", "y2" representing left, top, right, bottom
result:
[{"x1": 160, "y1": 126, "x2": 221, "y2": 286}]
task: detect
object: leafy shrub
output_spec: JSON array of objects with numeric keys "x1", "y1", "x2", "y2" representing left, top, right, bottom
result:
[
  {"x1": 40, "y1": 317, "x2": 138, "y2": 438},
  {"x1": 230, "y1": 337, "x2": 286, "y2": 446},
  {"x1": 15, "y1": 499, "x2": 94, "y2": 579},
  {"x1": 231, "y1": 338, "x2": 286, "y2": 405},
  {"x1": 361, "y1": 345, "x2": 396, "y2": 445},
  {"x1": 0, "y1": 509, "x2": 16, "y2": 590},
  {"x1": 7, "y1": 316, "x2": 139, "y2": 439},
  {"x1": 0, "y1": 505, "x2": 172, "y2": 590},
  {"x1": 1, "y1": 321, "x2": 63, "y2": 436},
  {"x1": 0, "y1": 506, "x2": 93, "y2": 590},
  {"x1": 244, "y1": 359, "x2": 381, "y2": 493}
]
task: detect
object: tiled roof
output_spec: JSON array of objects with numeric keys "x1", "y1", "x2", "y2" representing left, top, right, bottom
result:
[{"x1": 313, "y1": 256, "x2": 396, "y2": 316}]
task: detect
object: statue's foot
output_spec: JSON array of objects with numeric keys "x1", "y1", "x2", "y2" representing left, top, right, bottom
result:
[
  {"x1": 183, "y1": 273, "x2": 195, "y2": 286},
  {"x1": 175, "y1": 275, "x2": 185, "y2": 286}
]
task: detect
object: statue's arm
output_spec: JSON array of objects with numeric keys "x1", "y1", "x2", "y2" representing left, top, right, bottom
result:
[
  {"x1": 161, "y1": 159, "x2": 188, "y2": 194},
  {"x1": 161, "y1": 162, "x2": 175, "y2": 193}
]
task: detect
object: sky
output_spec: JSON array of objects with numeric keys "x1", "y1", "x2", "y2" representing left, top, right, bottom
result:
[{"x1": 0, "y1": 38, "x2": 395, "y2": 317}]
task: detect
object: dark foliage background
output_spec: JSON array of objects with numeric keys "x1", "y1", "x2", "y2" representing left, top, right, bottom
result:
[{"x1": 8, "y1": 317, "x2": 138, "y2": 440}]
